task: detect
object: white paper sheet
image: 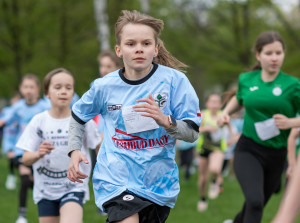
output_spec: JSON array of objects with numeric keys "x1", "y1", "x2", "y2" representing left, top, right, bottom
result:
[
  {"x1": 122, "y1": 105, "x2": 159, "y2": 134},
  {"x1": 254, "y1": 118, "x2": 280, "y2": 141}
]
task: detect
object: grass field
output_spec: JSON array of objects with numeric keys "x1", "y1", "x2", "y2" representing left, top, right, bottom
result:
[{"x1": 0, "y1": 154, "x2": 299, "y2": 223}]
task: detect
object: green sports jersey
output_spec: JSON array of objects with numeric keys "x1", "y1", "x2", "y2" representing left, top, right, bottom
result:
[{"x1": 236, "y1": 70, "x2": 300, "y2": 149}]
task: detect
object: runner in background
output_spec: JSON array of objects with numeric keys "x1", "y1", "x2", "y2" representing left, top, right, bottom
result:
[
  {"x1": 16, "y1": 68, "x2": 101, "y2": 223},
  {"x1": 0, "y1": 74, "x2": 50, "y2": 223},
  {"x1": 219, "y1": 31, "x2": 300, "y2": 223},
  {"x1": 196, "y1": 93, "x2": 228, "y2": 212},
  {"x1": 1, "y1": 92, "x2": 21, "y2": 190},
  {"x1": 92, "y1": 49, "x2": 123, "y2": 170},
  {"x1": 176, "y1": 139, "x2": 196, "y2": 181}
]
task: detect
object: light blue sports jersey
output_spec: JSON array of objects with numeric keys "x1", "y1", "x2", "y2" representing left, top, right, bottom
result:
[
  {"x1": 72, "y1": 64, "x2": 201, "y2": 210},
  {"x1": 1, "y1": 106, "x2": 19, "y2": 154},
  {"x1": 1, "y1": 99, "x2": 50, "y2": 156}
]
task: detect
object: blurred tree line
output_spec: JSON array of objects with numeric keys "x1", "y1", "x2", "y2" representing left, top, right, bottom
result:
[{"x1": 0, "y1": 0, "x2": 299, "y2": 105}]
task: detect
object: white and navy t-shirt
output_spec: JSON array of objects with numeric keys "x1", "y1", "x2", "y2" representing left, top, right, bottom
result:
[
  {"x1": 16, "y1": 111, "x2": 101, "y2": 204},
  {"x1": 72, "y1": 63, "x2": 201, "y2": 210}
]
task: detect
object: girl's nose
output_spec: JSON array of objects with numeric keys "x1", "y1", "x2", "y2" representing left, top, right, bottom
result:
[{"x1": 135, "y1": 44, "x2": 143, "y2": 53}]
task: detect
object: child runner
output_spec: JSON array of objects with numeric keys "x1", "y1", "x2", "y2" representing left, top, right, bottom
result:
[
  {"x1": 176, "y1": 139, "x2": 197, "y2": 181},
  {"x1": 1, "y1": 92, "x2": 21, "y2": 190},
  {"x1": 0, "y1": 74, "x2": 50, "y2": 223},
  {"x1": 92, "y1": 49, "x2": 123, "y2": 168},
  {"x1": 219, "y1": 31, "x2": 300, "y2": 223},
  {"x1": 273, "y1": 133, "x2": 300, "y2": 223},
  {"x1": 286, "y1": 127, "x2": 300, "y2": 179},
  {"x1": 16, "y1": 68, "x2": 101, "y2": 223},
  {"x1": 67, "y1": 10, "x2": 201, "y2": 223},
  {"x1": 196, "y1": 93, "x2": 228, "y2": 212},
  {"x1": 92, "y1": 49, "x2": 123, "y2": 216}
]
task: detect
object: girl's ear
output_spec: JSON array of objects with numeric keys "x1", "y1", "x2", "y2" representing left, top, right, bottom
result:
[
  {"x1": 154, "y1": 44, "x2": 158, "y2": 57},
  {"x1": 115, "y1": 45, "x2": 122, "y2": 58},
  {"x1": 255, "y1": 51, "x2": 260, "y2": 62}
]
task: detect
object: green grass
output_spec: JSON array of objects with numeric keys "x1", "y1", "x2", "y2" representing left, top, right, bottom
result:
[{"x1": 0, "y1": 154, "x2": 299, "y2": 223}]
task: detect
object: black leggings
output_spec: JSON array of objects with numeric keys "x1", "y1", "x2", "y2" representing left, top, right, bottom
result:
[{"x1": 233, "y1": 135, "x2": 286, "y2": 223}]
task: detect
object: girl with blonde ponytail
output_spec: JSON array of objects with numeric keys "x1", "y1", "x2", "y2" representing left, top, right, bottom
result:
[{"x1": 67, "y1": 10, "x2": 201, "y2": 223}]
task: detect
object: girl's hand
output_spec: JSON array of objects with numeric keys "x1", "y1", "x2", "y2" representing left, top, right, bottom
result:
[
  {"x1": 273, "y1": 114, "x2": 292, "y2": 130},
  {"x1": 133, "y1": 94, "x2": 170, "y2": 128},
  {"x1": 38, "y1": 141, "x2": 54, "y2": 158},
  {"x1": 218, "y1": 112, "x2": 230, "y2": 127},
  {"x1": 67, "y1": 150, "x2": 88, "y2": 183}
]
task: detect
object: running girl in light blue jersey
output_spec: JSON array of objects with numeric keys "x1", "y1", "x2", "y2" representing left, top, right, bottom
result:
[
  {"x1": 1, "y1": 92, "x2": 21, "y2": 190},
  {"x1": 0, "y1": 74, "x2": 50, "y2": 223},
  {"x1": 67, "y1": 10, "x2": 201, "y2": 223}
]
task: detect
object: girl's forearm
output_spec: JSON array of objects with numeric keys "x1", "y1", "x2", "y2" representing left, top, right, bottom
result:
[{"x1": 22, "y1": 151, "x2": 40, "y2": 166}]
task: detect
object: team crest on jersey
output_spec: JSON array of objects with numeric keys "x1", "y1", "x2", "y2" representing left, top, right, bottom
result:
[
  {"x1": 153, "y1": 92, "x2": 168, "y2": 109},
  {"x1": 272, "y1": 86, "x2": 282, "y2": 96}
]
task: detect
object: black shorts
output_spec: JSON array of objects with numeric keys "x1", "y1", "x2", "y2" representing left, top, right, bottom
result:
[
  {"x1": 11, "y1": 155, "x2": 23, "y2": 167},
  {"x1": 179, "y1": 147, "x2": 194, "y2": 166},
  {"x1": 37, "y1": 192, "x2": 84, "y2": 217},
  {"x1": 198, "y1": 147, "x2": 213, "y2": 158},
  {"x1": 103, "y1": 191, "x2": 170, "y2": 223}
]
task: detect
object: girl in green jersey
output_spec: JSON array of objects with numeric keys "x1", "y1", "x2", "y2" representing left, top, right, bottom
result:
[{"x1": 219, "y1": 31, "x2": 300, "y2": 223}]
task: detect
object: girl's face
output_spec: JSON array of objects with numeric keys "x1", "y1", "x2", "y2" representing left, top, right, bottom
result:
[
  {"x1": 99, "y1": 56, "x2": 118, "y2": 77},
  {"x1": 46, "y1": 72, "x2": 74, "y2": 109},
  {"x1": 19, "y1": 79, "x2": 40, "y2": 103},
  {"x1": 115, "y1": 23, "x2": 158, "y2": 77},
  {"x1": 205, "y1": 94, "x2": 221, "y2": 112},
  {"x1": 256, "y1": 41, "x2": 285, "y2": 75}
]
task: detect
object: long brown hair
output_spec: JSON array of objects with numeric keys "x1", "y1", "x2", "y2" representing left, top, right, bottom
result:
[
  {"x1": 251, "y1": 31, "x2": 285, "y2": 70},
  {"x1": 115, "y1": 10, "x2": 187, "y2": 72}
]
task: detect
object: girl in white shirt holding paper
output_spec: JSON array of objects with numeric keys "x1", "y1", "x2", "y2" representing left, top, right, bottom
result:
[{"x1": 16, "y1": 68, "x2": 101, "y2": 223}]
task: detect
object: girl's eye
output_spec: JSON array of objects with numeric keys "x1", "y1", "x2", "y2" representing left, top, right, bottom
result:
[{"x1": 126, "y1": 42, "x2": 134, "y2": 46}]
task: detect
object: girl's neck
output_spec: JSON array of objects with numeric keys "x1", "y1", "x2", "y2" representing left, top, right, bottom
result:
[
  {"x1": 48, "y1": 106, "x2": 71, "y2": 119},
  {"x1": 25, "y1": 98, "x2": 38, "y2": 105},
  {"x1": 261, "y1": 69, "x2": 279, "y2": 82},
  {"x1": 210, "y1": 110, "x2": 218, "y2": 117},
  {"x1": 124, "y1": 64, "x2": 153, "y2": 80}
]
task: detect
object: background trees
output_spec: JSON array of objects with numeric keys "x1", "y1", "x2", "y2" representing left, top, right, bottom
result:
[{"x1": 0, "y1": 0, "x2": 299, "y2": 105}]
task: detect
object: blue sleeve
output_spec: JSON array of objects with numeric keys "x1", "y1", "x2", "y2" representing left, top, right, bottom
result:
[
  {"x1": 1, "y1": 102, "x2": 19, "y2": 125},
  {"x1": 72, "y1": 83, "x2": 103, "y2": 123},
  {"x1": 170, "y1": 73, "x2": 201, "y2": 131},
  {"x1": 70, "y1": 92, "x2": 80, "y2": 108}
]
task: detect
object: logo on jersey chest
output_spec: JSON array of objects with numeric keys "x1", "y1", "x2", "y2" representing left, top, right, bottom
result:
[
  {"x1": 112, "y1": 128, "x2": 169, "y2": 150},
  {"x1": 37, "y1": 166, "x2": 67, "y2": 178},
  {"x1": 107, "y1": 104, "x2": 122, "y2": 111},
  {"x1": 249, "y1": 86, "x2": 259, "y2": 91},
  {"x1": 153, "y1": 92, "x2": 168, "y2": 109},
  {"x1": 272, "y1": 86, "x2": 282, "y2": 96}
]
